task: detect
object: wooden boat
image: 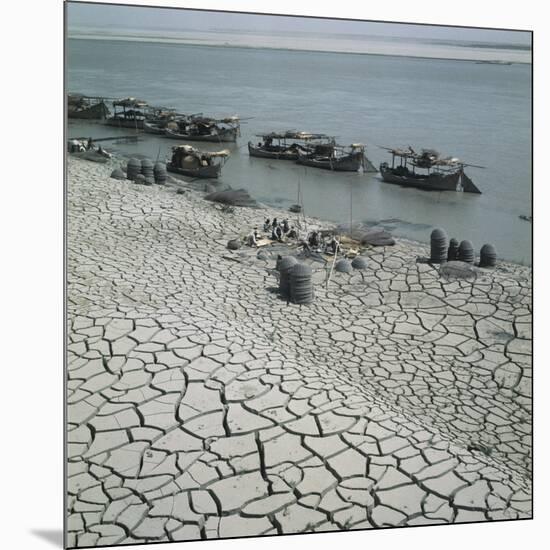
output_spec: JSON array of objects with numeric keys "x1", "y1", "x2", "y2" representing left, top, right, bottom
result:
[
  {"x1": 143, "y1": 106, "x2": 180, "y2": 134},
  {"x1": 296, "y1": 143, "x2": 373, "y2": 172},
  {"x1": 166, "y1": 144, "x2": 230, "y2": 179},
  {"x1": 143, "y1": 120, "x2": 167, "y2": 134},
  {"x1": 248, "y1": 131, "x2": 335, "y2": 160},
  {"x1": 68, "y1": 94, "x2": 110, "y2": 120},
  {"x1": 164, "y1": 115, "x2": 240, "y2": 143},
  {"x1": 105, "y1": 97, "x2": 148, "y2": 129},
  {"x1": 378, "y1": 147, "x2": 483, "y2": 193}
]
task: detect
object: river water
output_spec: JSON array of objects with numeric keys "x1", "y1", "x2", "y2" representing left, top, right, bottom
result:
[{"x1": 67, "y1": 37, "x2": 532, "y2": 263}]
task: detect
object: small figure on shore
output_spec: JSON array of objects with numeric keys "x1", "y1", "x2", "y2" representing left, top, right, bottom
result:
[
  {"x1": 300, "y1": 239, "x2": 311, "y2": 254},
  {"x1": 87, "y1": 137, "x2": 94, "y2": 150},
  {"x1": 247, "y1": 228, "x2": 260, "y2": 247},
  {"x1": 308, "y1": 230, "x2": 320, "y2": 250},
  {"x1": 263, "y1": 218, "x2": 271, "y2": 232},
  {"x1": 287, "y1": 226, "x2": 298, "y2": 239},
  {"x1": 272, "y1": 217, "x2": 278, "y2": 229},
  {"x1": 70, "y1": 139, "x2": 86, "y2": 153},
  {"x1": 328, "y1": 235, "x2": 340, "y2": 255},
  {"x1": 282, "y1": 219, "x2": 290, "y2": 234},
  {"x1": 272, "y1": 224, "x2": 284, "y2": 242}
]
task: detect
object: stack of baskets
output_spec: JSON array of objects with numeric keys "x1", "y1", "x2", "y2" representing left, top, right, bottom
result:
[
  {"x1": 126, "y1": 158, "x2": 141, "y2": 181},
  {"x1": 430, "y1": 228, "x2": 448, "y2": 263},
  {"x1": 479, "y1": 244, "x2": 497, "y2": 268},
  {"x1": 457, "y1": 240, "x2": 475, "y2": 263},
  {"x1": 447, "y1": 238, "x2": 459, "y2": 261},
  {"x1": 277, "y1": 256, "x2": 298, "y2": 298},
  {"x1": 153, "y1": 162, "x2": 167, "y2": 185},
  {"x1": 141, "y1": 158, "x2": 154, "y2": 185},
  {"x1": 290, "y1": 263, "x2": 314, "y2": 305}
]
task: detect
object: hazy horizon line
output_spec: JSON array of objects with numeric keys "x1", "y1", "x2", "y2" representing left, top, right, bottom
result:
[{"x1": 67, "y1": 32, "x2": 532, "y2": 65}]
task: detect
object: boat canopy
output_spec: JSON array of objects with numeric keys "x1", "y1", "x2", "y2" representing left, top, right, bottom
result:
[
  {"x1": 191, "y1": 115, "x2": 240, "y2": 125},
  {"x1": 68, "y1": 93, "x2": 86, "y2": 105},
  {"x1": 255, "y1": 130, "x2": 334, "y2": 141},
  {"x1": 113, "y1": 97, "x2": 148, "y2": 108},
  {"x1": 172, "y1": 144, "x2": 230, "y2": 158},
  {"x1": 380, "y1": 146, "x2": 484, "y2": 170}
]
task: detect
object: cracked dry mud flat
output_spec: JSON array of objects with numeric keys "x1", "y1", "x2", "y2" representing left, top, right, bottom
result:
[{"x1": 66, "y1": 158, "x2": 532, "y2": 547}]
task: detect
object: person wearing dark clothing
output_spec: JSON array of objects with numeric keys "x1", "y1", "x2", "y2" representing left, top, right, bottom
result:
[
  {"x1": 282, "y1": 219, "x2": 290, "y2": 234},
  {"x1": 272, "y1": 217, "x2": 278, "y2": 228},
  {"x1": 308, "y1": 231, "x2": 320, "y2": 248},
  {"x1": 263, "y1": 218, "x2": 271, "y2": 232},
  {"x1": 274, "y1": 225, "x2": 283, "y2": 242}
]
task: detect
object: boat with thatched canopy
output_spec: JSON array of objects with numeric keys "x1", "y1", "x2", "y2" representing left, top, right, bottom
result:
[
  {"x1": 68, "y1": 94, "x2": 110, "y2": 120},
  {"x1": 166, "y1": 144, "x2": 230, "y2": 178},
  {"x1": 105, "y1": 97, "x2": 148, "y2": 129},
  {"x1": 378, "y1": 146, "x2": 483, "y2": 193},
  {"x1": 248, "y1": 131, "x2": 335, "y2": 160},
  {"x1": 164, "y1": 115, "x2": 240, "y2": 142}
]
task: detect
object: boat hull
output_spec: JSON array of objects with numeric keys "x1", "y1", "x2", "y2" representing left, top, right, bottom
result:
[
  {"x1": 167, "y1": 162, "x2": 221, "y2": 179},
  {"x1": 165, "y1": 127, "x2": 237, "y2": 143},
  {"x1": 143, "y1": 120, "x2": 166, "y2": 134},
  {"x1": 68, "y1": 101, "x2": 110, "y2": 120},
  {"x1": 105, "y1": 118, "x2": 144, "y2": 129},
  {"x1": 380, "y1": 163, "x2": 462, "y2": 192},
  {"x1": 296, "y1": 152, "x2": 364, "y2": 171},
  {"x1": 248, "y1": 142, "x2": 299, "y2": 160}
]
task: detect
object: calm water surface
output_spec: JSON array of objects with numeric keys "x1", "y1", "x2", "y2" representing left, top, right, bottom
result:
[{"x1": 67, "y1": 38, "x2": 532, "y2": 263}]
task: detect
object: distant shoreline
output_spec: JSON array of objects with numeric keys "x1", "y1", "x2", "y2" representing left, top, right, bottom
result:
[{"x1": 67, "y1": 34, "x2": 531, "y2": 65}]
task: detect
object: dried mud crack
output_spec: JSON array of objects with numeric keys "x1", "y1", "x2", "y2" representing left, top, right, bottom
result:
[{"x1": 67, "y1": 158, "x2": 532, "y2": 547}]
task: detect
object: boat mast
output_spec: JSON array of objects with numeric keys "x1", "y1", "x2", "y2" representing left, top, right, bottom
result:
[{"x1": 349, "y1": 180, "x2": 353, "y2": 240}]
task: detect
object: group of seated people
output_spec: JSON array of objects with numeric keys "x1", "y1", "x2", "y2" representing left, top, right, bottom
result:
[
  {"x1": 246, "y1": 218, "x2": 297, "y2": 246},
  {"x1": 305, "y1": 230, "x2": 340, "y2": 255},
  {"x1": 246, "y1": 218, "x2": 340, "y2": 254}
]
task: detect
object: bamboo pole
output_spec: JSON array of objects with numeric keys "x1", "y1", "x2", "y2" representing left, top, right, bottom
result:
[{"x1": 326, "y1": 243, "x2": 339, "y2": 289}]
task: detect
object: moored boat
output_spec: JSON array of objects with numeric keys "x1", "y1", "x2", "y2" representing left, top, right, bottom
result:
[
  {"x1": 296, "y1": 143, "x2": 373, "y2": 172},
  {"x1": 248, "y1": 131, "x2": 335, "y2": 160},
  {"x1": 68, "y1": 94, "x2": 110, "y2": 120},
  {"x1": 143, "y1": 106, "x2": 179, "y2": 134},
  {"x1": 378, "y1": 147, "x2": 483, "y2": 193},
  {"x1": 143, "y1": 120, "x2": 167, "y2": 134},
  {"x1": 164, "y1": 115, "x2": 240, "y2": 143},
  {"x1": 105, "y1": 97, "x2": 148, "y2": 129},
  {"x1": 166, "y1": 144, "x2": 230, "y2": 178}
]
